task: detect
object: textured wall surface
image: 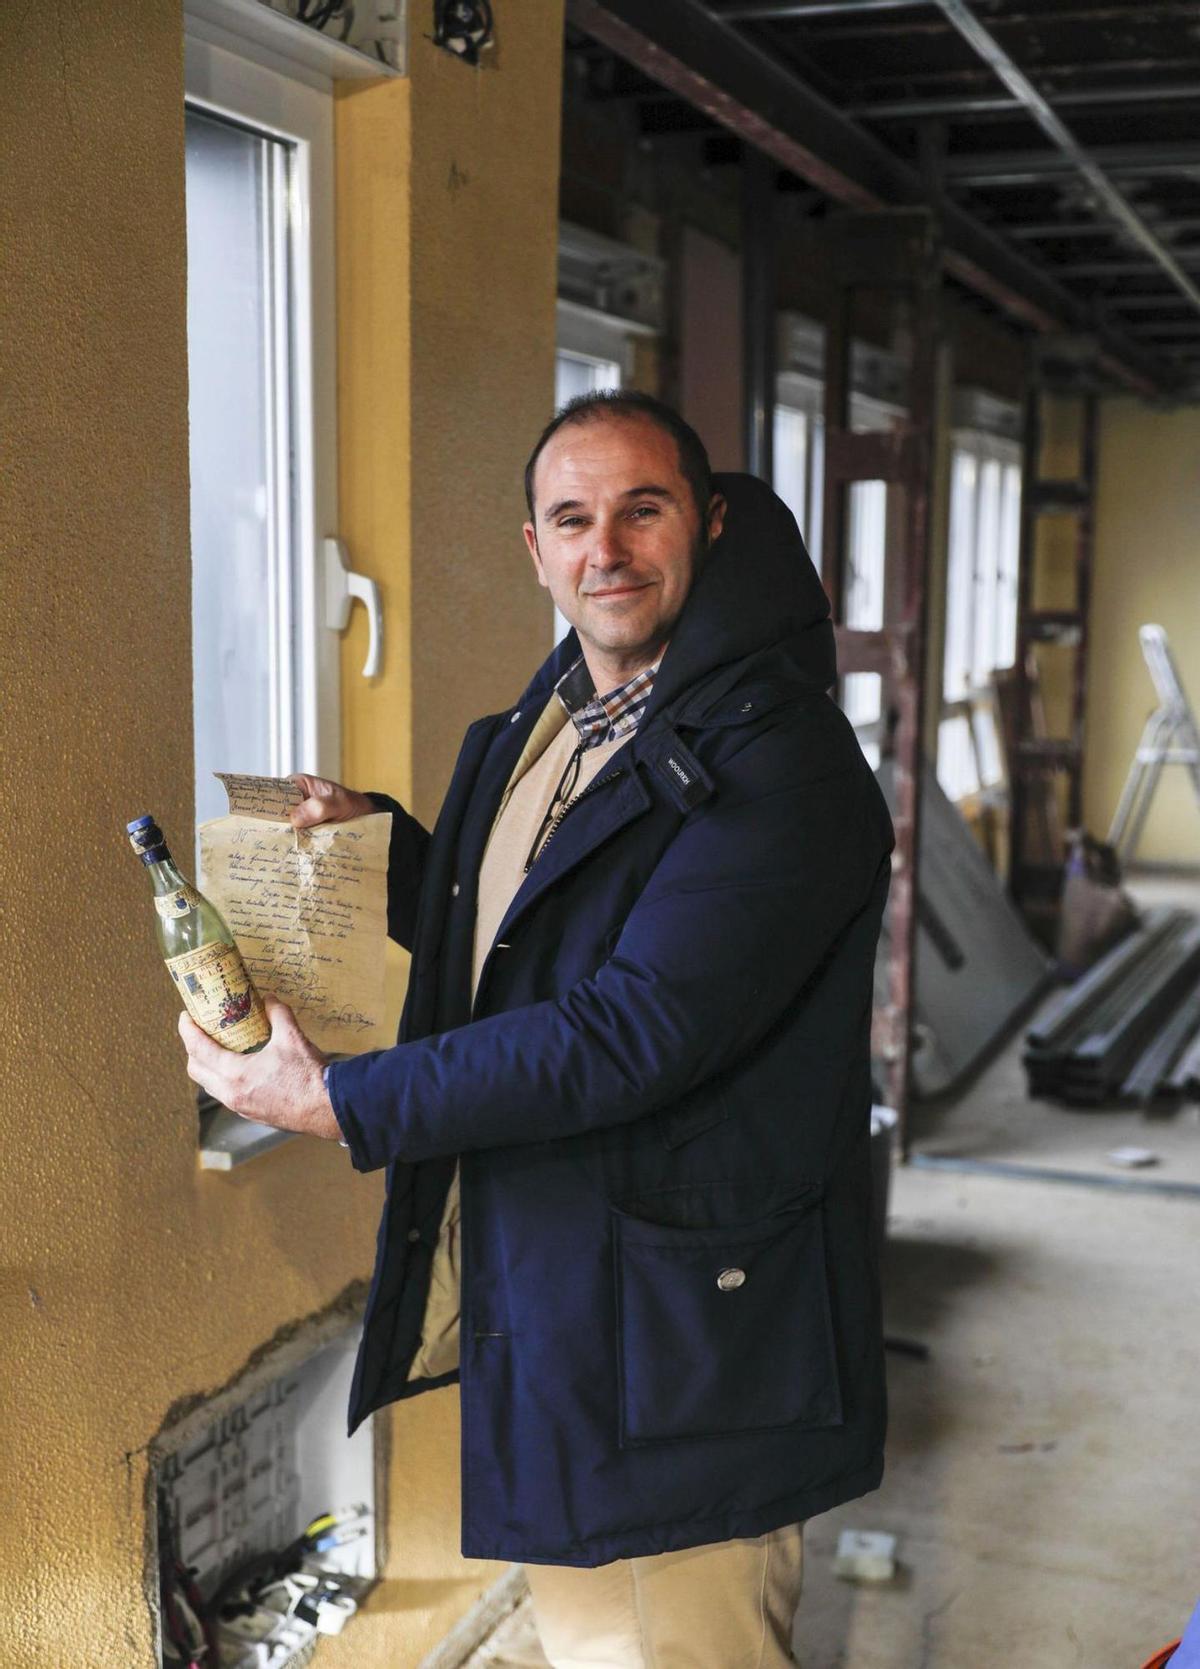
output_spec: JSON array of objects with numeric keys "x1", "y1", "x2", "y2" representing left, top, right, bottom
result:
[
  {"x1": 0, "y1": 3, "x2": 561, "y2": 1665},
  {"x1": 406, "y1": 24, "x2": 562, "y2": 829},
  {"x1": 1084, "y1": 398, "x2": 1200, "y2": 863}
]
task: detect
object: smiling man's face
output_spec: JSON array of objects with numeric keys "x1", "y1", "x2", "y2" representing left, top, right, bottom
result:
[{"x1": 523, "y1": 414, "x2": 726, "y2": 693}]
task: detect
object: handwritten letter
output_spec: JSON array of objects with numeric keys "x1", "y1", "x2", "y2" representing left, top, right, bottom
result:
[
  {"x1": 214, "y1": 772, "x2": 305, "y2": 821},
  {"x1": 199, "y1": 808, "x2": 392, "y2": 1054}
]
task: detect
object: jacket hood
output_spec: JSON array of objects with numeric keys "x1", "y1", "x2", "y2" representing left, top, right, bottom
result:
[{"x1": 516, "y1": 470, "x2": 835, "y2": 718}]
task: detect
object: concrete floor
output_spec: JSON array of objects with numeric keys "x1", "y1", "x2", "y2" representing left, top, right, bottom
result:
[{"x1": 463, "y1": 875, "x2": 1200, "y2": 1667}]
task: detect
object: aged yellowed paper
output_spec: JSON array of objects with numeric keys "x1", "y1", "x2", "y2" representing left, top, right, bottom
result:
[
  {"x1": 213, "y1": 772, "x2": 304, "y2": 821},
  {"x1": 198, "y1": 807, "x2": 392, "y2": 1054}
]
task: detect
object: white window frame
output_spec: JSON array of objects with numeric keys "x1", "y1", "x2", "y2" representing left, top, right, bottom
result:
[
  {"x1": 938, "y1": 428, "x2": 1023, "y2": 803},
  {"x1": 183, "y1": 29, "x2": 341, "y2": 799},
  {"x1": 774, "y1": 373, "x2": 904, "y2": 766},
  {"x1": 773, "y1": 371, "x2": 825, "y2": 564}
]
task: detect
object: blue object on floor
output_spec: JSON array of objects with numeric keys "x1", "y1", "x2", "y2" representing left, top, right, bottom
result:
[{"x1": 1170, "y1": 1597, "x2": 1200, "y2": 1666}]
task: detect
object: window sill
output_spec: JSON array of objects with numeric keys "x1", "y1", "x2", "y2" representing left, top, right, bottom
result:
[{"x1": 199, "y1": 1098, "x2": 297, "y2": 1170}]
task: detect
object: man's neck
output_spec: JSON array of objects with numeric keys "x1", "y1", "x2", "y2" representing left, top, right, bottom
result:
[{"x1": 579, "y1": 642, "x2": 666, "y2": 697}]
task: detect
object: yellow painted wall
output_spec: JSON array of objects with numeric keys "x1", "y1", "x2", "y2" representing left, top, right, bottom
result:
[
  {"x1": 1084, "y1": 398, "x2": 1200, "y2": 864},
  {"x1": 0, "y1": 4, "x2": 561, "y2": 1666}
]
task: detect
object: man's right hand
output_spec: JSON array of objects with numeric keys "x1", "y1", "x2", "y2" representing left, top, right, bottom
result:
[{"x1": 288, "y1": 774, "x2": 379, "y2": 830}]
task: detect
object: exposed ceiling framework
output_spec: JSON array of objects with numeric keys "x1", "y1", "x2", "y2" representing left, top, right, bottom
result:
[{"x1": 564, "y1": 0, "x2": 1200, "y2": 397}]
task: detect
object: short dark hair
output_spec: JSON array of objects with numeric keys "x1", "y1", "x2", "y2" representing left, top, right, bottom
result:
[{"x1": 523, "y1": 389, "x2": 714, "y2": 524}]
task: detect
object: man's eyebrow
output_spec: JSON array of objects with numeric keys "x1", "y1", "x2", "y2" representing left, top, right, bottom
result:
[
  {"x1": 543, "y1": 497, "x2": 585, "y2": 522},
  {"x1": 542, "y1": 484, "x2": 676, "y2": 523}
]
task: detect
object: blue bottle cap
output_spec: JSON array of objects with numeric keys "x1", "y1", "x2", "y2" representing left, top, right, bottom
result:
[{"x1": 126, "y1": 814, "x2": 155, "y2": 832}]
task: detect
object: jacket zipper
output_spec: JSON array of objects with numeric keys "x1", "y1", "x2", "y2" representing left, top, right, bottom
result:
[{"x1": 523, "y1": 766, "x2": 626, "y2": 874}]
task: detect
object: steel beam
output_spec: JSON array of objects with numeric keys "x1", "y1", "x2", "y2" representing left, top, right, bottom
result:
[
  {"x1": 1011, "y1": 218, "x2": 1200, "y2": 242},
  {"x1": 565, "y1": 0, "x2": 1170, "y2": 393},
  {"x1": 1060, "y1": 259, "x2": 1200, "y2": 278},
  {"x1": 1108, "y1": 294, "x2": 1200, "y2": 312},
  {"x1": 716, "y1": 0, "x2": 926, "y2": 16},
  {"x1": 931, "y1": 0, "x2": 1200, "y2": 328},
  {"x1": 849, "y1": 82, "x2": 1200, "y2": 122},
  {"x1": 944, "y1": 143, "x2": 1200, "y2": 184}
]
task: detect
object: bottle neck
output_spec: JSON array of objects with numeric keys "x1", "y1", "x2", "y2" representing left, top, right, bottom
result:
[{"x1": 144, "y1": 849, "x2": 191, "y2": 894}]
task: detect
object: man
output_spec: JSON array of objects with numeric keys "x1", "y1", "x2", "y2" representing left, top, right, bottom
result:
[{"x1": 180, "y1": 391, "x2": 895, "y2": 1667}]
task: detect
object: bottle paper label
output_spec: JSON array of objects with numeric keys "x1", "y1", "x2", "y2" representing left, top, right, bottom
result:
[
  {"x1": 165, "y1": 940, "x2": 271, "y2": 1052},
  {"x1": 154, "y1": 884, "x2": 204, "y2": 920}
]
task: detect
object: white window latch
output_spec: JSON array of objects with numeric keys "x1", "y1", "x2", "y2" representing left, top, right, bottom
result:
[{"x1": 324, "y1": 537, "x2": 383, "y2": 678}]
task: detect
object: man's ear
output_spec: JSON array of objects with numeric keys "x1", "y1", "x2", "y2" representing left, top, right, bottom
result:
[
  {"x1": 706, "y1": 493, "x2": 727, "y2": 547},
  {"x1": 523, "y1": 521, "x2": 549, "y2": 588}
]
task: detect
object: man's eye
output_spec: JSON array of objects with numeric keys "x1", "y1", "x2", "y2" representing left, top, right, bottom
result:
[
  {"x1": 557, "y1": 516, "x2": 587, "y2": 529},
  {"x1": 630, "y1": 505, "x2": 660, "y2": 520}
]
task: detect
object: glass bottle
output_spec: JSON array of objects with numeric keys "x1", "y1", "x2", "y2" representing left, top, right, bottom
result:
[{"x1": 126, "y1": 814, "x2": 270, "y2": 1053}]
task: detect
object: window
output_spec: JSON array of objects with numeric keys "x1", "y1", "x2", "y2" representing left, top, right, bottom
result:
[
  {"x1": 776, "y1": 376, "x2": 899, "y2": 769},
  {"x1": 555, "y1": 349, "x2": 621, "y2": 409},
  {"x1": 937, "y1": 433, "x2": 1022, "y2": 801},
  {"x1": 772, "y1": 375, "x2": 824, "y2": 562},
  {"x1": 183, "y1": 34, "x2": 340, "y2": 840}
]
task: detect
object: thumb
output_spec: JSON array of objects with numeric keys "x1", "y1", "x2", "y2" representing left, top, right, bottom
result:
[
  {"x1": 261, "y1": 991, "x2": 299, "y2": 1030},
  {"x1": 288, "y1": 774, "x2": 330, "y2": 829},
  {"x1": 290, "y1": 795, "x2": 329, "y2": 830}
]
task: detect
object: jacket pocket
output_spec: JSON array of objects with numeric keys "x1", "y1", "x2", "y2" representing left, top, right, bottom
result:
[{"x1": 611, "y1": 1194, "x2": 843, "y2": 1447}]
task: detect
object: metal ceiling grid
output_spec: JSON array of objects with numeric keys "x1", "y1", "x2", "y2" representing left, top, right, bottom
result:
[{"x1": 566, "y1": 0, "x2": 1200, "y2": 393}]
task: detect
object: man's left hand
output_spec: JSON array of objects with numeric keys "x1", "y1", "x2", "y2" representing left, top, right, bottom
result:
[{"x1": 178, "y1": 993, "x2": 343, "y2": 1141}]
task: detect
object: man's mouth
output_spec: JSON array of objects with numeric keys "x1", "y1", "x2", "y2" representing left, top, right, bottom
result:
[{"x1": 586, "y1": 583, "x2": 650, "y2": 598}]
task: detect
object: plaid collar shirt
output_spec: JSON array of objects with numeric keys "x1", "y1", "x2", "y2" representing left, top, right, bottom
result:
[{"x1": 554, "y1": 653, "x2": 661, "y2": 749}]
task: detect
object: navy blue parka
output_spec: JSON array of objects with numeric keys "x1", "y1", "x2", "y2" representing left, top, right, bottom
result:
[{"x1": 328, "y1": 473, "x2": 895, "y2": 1567}]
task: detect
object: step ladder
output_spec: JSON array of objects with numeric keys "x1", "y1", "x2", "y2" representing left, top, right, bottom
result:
[{"x1": 1108, "y1": 624, "x2": 1200, "y2": 865}]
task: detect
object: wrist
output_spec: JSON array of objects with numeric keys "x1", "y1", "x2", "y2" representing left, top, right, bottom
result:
[{"x1": 324, "y1": 1062, "x2": 349, "y2": 1148}]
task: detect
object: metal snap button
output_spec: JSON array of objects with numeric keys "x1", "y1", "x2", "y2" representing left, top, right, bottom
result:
[
  {"x1": 740, "y1": 701, "x2": 753, "y2": 712},
  {"x1": 510, "y1": 711, "x2": 522, "y2": 723},
  {"x1": 407, "y1": 1228, "x2": 422, "y2": 1243},
  {"x1": 716, "y1": 1267, "x2": 746, "y2": 1291},
  {"x1": 451, "y1": 882, "x2": 460, "y2": 896}
]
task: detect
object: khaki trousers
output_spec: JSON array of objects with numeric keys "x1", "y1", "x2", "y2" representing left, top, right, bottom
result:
[{"x1": 523, "y1": 1523, "x2": 805, "y2": 1669}]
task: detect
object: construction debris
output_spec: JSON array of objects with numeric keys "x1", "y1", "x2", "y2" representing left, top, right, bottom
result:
[
  {"x1": 1025, "y1": 907, "x2": 1200, "y2": 1104},
  {"x1": 876, "y1": 761, "x2": 1052, "y2": 1098},
  {"x1": 1106, "y1": 1147, "x2": 1160, "y2": 1169},
  {"x1": 833, "y1": 1529, "x2": 898, "y2": 1583}
]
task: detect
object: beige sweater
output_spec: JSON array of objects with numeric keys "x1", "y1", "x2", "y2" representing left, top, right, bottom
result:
[{"x1": 408, "y1": 695, "x2": 625, "y2": 1382}]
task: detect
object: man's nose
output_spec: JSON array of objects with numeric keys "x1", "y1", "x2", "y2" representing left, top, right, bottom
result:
[{"x1": 588, "y1": 521, "x2": 631, "y2": 570}]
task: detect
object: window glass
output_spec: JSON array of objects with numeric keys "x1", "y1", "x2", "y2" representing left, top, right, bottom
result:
[
  {"x1": 772, "y1": 405, "x2": 808, "y2": 538},
  {"x1": 937, "y1": 433, "x2": 1022, "y2": 801},
  {"x1": 555, "y1": 350, "x2": 620, "y2": 410},
  {"x1": 185, "y1": 108, "x2": 293, "y2": 831}
]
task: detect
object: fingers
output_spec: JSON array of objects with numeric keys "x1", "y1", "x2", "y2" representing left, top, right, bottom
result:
[
  {"x1": 177, "y1": 1008, "x2": 230, "y2": 1088},
  {"x1": 288, "y1": 774, "x2": 355, "y2": 829},
  {"x1": 290, "y1": 794, "x2": 332, "y2": 830},
  {"x1": 288, "y1": 778, "x2": 376, "y2": 830}
]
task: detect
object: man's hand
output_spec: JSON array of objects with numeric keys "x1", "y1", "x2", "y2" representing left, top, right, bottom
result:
[
  {"x1": 288, "y1": 773, "x2": 378, "y2": 831},
  {"x1": 178, "y1": 994, "x2": 343, "y2": 1141}
]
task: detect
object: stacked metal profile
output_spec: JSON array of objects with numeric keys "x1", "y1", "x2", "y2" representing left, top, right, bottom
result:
[{"x1": 1024, "y1": 907, "x2": 1200, "y2": 1105}]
